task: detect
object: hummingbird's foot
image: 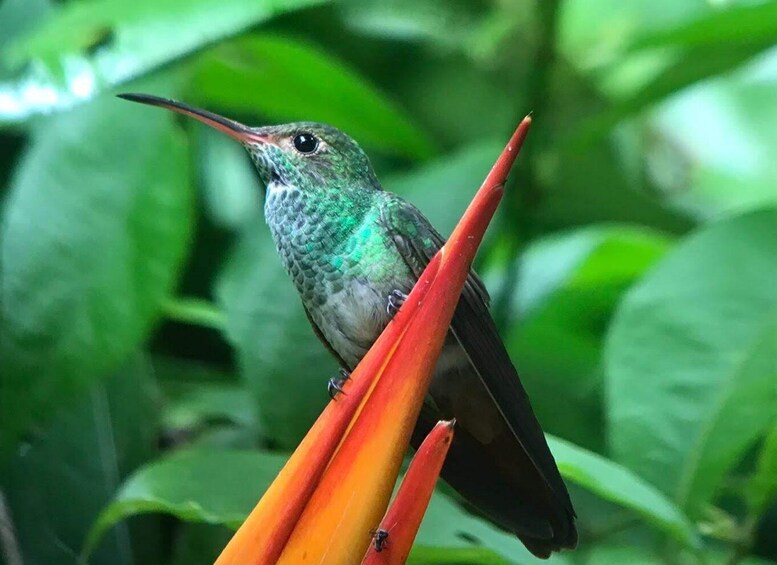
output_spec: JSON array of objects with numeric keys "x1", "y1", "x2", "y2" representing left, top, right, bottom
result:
[
  {"x1": 327, "y1": 368, "x2": 351, "y2": 400},
  {"x1": 386, "y1": 289, "x2": 409, "y2": 317}
]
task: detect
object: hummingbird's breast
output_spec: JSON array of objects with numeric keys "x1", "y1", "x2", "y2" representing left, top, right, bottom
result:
[{"x1": 264, "y1": 182, "x2": 412, "y2": 366}]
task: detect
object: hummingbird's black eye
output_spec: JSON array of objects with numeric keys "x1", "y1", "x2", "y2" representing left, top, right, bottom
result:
[{"x1": 293, "y1": 132, "x2": 319, "y2": 154}]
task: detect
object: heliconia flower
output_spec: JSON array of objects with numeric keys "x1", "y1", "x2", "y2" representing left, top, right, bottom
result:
[
  {"x1": 362, "y1": 419, "x2": 456, "y2": 565},
  {"x1": 214, "y1": 115, "x2": 533, "y2": 565}
]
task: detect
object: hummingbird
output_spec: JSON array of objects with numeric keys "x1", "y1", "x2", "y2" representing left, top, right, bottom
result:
[{"x1": 118, "y1": 93, "x2": 577, "y2": 558}]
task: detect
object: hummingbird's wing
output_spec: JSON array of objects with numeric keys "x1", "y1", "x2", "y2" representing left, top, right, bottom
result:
[{"x1": 381, "y1": 196, "x2": 577, "y2": 557}]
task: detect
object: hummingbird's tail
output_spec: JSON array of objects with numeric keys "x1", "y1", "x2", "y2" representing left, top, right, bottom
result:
[
  {"x1": 410, "y1": 322, "x2": 577, "y2": 558},
  {"x1": 412, "y1": 402, "x2": 577, "y2": 558}
]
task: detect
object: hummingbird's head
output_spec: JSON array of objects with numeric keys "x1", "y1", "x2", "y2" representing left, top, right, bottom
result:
[
  {"x1": 241, "y1": 122, "x2": 380, "y2": 191},
  {"x1": 117, "y1": 94, "x2": 380, "y2": 193}
]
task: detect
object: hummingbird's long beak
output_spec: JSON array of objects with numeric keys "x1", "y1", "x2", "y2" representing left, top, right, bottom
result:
[{"x1": 117, "y1": 93, "x2": 270, "y2": 144}]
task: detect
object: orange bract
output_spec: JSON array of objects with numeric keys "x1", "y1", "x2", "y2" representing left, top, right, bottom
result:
[{"x1": 362, "y1": 419, "x2": 456, "y2": 565}]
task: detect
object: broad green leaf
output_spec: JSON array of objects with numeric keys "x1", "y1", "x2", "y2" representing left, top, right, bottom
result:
[
  {"x1": 197, "y1": 126, "x2": 262, "y2": 230},
  {"x1": 547, "y1": 436, "x2": 699, "y2": 548},
  {"x1": 513, "y1": 226, "x2": 670, "y2": 317},
  {"x1": 579, "y1": 544, "x2": 664, "y2": 565},
  {"x1": 739, "y1": 558, "x2": 777, "y2": 565},
  {"x1": 161, "y1": 381, "x2": 255, "y2": 432},
  {"x1": 561, "y1": 2, "x2": 777, "y2": 146},
  {"x1": 0, "y1": 0, "x2": 52, "y2": 56},
  {"x1": 503, "y1": 226, "x2": 670, "y2": 451},
  {"x1": 1, "y1": 355, "x2": 161, "y2": 565},
  {"x1": 534, "y1": 66, "x2": 692, "y2": 233},
  {"x1": 391, "y1": 57, "x2": 519, "y2": 149},
  {"x1": 747, "y1": 424, "x2": 777, "y2": 516},
  {"x1": 644, "y1": 55, "x2": 777, "y2": 219},
  {"x1": 216, "y1": 219, "x2": 336, "y2": 449},
  {"x1": 338, "y1": 0, "x2": 489, "y2": 50},
  {"x1": 594, "y1": 547, "x2": 777, "y2": 565},
  {"x1": 85, "y1": 449, "x2": 287, "y2": 556},
  {"x1": 607, "y1": 209, "x2": 777, "y2": 516},
  {"x1": 703, "y1": 551, "x2": 777, "y2": 565},
  {"x1": 0, "y1": 0, "x2": 325, "y2": 123},
  {"x1": 191, "y1": 34, "x2": 434, "y2": 159},
  {"x1": 0, "y1": 86, "x2": 193, "y2": 453},
  {"x1": 415, "y1": 492, "x2": 573, "y2": 565},
  {"x1": 408, "y1": 547, "x2": 511, "y2": 565},
  {"x1": 632, "y1": 2, "x2": 777, "y2": 51},
  {"x1": 559, "y1": 0, "x2": 711, "y2": 71},
  {"x1": 569, "y1": 41, "x2": 776, "y2": 147},
  {"x1": 153, "y1": 357, "x2": 260, "y2": 448}
]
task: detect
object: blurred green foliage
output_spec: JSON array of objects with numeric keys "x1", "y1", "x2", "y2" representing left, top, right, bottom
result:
[{"x1": 1, "y1": 0, "x2": 776, "y2": 564}]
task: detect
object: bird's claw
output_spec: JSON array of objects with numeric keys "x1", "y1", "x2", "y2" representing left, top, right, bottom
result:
[
  {"x1": 327, "y1": 368, "x2": 351, "y2": 400},
  {"x1": 386, "y1": 289, "x2": 409, "y2": 317}
]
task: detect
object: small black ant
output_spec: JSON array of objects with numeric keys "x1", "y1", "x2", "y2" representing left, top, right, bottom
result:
[{"x1": 369, "y1": 528, "x2": 389, "y2": 552}]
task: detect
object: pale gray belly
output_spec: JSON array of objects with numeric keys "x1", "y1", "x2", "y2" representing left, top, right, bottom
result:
[
  {"x1": 312, "y1": 277, "x2": 408, "y2": 368},
  {"x1": 311, "y1": 274, "x2": 498, "y2": 441}
]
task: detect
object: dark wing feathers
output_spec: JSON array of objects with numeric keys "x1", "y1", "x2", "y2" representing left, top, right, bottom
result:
[
  {"x1": 382, "y1": 196, "x2": 576, "y2": 554},
  {"x1": 385, "y1": 200, "x2": 490, "y2": 311}
]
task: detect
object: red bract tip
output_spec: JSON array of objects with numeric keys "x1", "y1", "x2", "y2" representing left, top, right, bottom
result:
[{"x1": 362, "y1": 420, "x2": 456, "y2": 565}]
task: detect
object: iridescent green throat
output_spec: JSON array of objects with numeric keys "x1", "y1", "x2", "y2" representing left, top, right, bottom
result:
[{"x1": 263, "y1": 182, "x2": 390, "y2": 303}]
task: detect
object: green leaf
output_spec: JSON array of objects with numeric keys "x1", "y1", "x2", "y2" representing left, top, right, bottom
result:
[
  {"x1": 415, "y1": 492, "x2": 573, "y2": 565},
  {"x1": 153, "y1": 356, "x2": 259, "y2": 448},
  {"x1": 85, "y1": 449, "x2": 287, "y2": 557},
  {"x1": 631, "y1": 2, "x2": 777, "y2": 50},
  {"x1": 161, "y1": 381, "x2": 255, "y2": 432},
  {"x1": 390, "y1": 57, "x2": 520, "y2": 148},
  {"x1": 191, "y1": 34, "x2": 434, "y2": 159},
  {"x1": 338, "y1": 0, "x2": 489, "y2": 51},
  {"x1": 1, "y1": 355, "x2": 161, "y2": 565},
  {"x1": 578, "y1": 544, "x2": 665, "y2": 564},
  {"x1": 644, "y1": 60, "x2": 777, "y2": 219},
  {"x1": 606, "y1": 209, "x2": 777, "y2": 516},
  {"x1": 547, "y1": 436, "x2": 699, "y2": 548},
  {"x1": 513, "y1": 226, "x2": 670, "y2": 316},
  {"x1": 747, "y1": 423, "x2": 777, "y2": 516},
  {"x1": 561, "y1": 3, "x2": 777, "y2": 147},
  {"x1": 196, "y1": 126, "x2": 262, "y2": 230},
  {"x1": 0, "y1": 0, "x2": 325, "y2": 123},
  {"x1": 537, "y1": 67, "x2": 692, "y2": 233},
  {"x1": 558, "y1": 0, "x2": 712, "y2": 71},
  {"x1": 570, "y1": 40, "x2": 776, "y2": 147},
  {"x1": 408, "y1": 546, "x2": 512, "y2": 565},
  {"x1": 503, "y1": 226, "x2": 670, "y2": 451},
  {"x1": 0, "y1": 86, "x2": 193, "y2": 453},
  {"x1": 216, "y1": 219, "x2": 336, "y2": 449},
  {"x1": 704, "y1": 550, "x2": 777, "y2": 565},
  {"x1": 0, "y1": 0, "x2": 52, "y2": 56}
]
